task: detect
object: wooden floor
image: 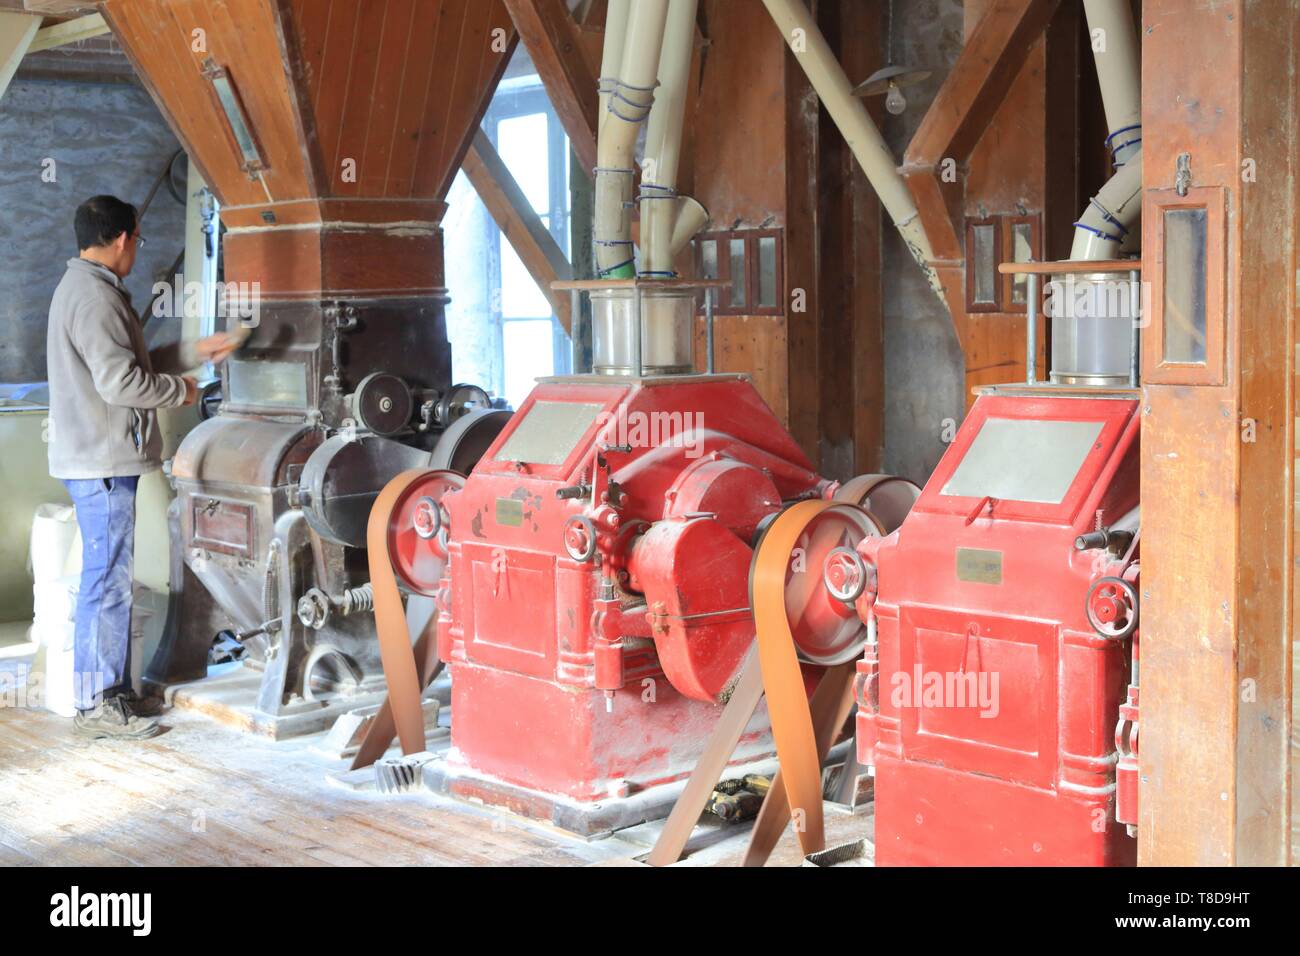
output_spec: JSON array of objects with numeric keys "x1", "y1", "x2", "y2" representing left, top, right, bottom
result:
[{"x1": 0, "y1": 690, "x2": 871, "y2": 867}]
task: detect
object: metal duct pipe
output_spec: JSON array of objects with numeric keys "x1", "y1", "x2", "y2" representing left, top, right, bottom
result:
[
  {"x1": 594, "y1": 0, "x2": 669, "y2": 278},
  {"x1": 641, "y1": 0, "x2": 700, "y2": 277},
  {"x1": 760, "y1": 0, "x2": 942, "y2": 300}
]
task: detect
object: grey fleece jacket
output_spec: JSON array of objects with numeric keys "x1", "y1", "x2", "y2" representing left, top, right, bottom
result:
[{"x1": 46, "y1": 257, "x2": 196, "y2": 480}]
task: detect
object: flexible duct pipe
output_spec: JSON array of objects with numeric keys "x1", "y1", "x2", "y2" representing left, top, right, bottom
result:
[
  {"x1": 594, "y1": 0, "x2": 669, "y2": 278},
  {"x1": 760, "y1": 0, "x2": 942, "y2": 300},
  {"x1": 641, "y1": 0, "x2": 700, "y2": 276},
  {"x1": 598, "y1": 0, "x2": 632, "y2": 136}
]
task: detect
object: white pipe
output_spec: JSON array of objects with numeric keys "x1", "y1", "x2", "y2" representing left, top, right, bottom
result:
[
  {"x1": 1069, "y1": 153, "x2": 1143, "y2": 260},
  {"x1": 598, "y1": 0, "x2": 632, "y2": 137},
  {"x1": 670, "y1": 196, "x2": 709, "y2": 257},
  {"x1": 641, "y1": 0, "x2": 699, "y2": 276},
  {"x1": 1082, "y1": 0, "x2": 1141, "y2": 166},
  {"x1": 1070, "y1": 0, "x2": 1143, "y2": 261},
  {"x1": 760, "y1": 0, "x2": 941, "y2": 299},
  {"x1": 594, "y1": 0, "x2": 669, "y2": 278}
]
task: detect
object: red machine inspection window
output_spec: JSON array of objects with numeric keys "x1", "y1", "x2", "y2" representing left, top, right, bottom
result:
[
  {"x1": 918, "y1": 394, "x2": 1138, "y2": 524},
  {"x1": 1142, "y1": 185, "x2": 1226, "y2": 386},
  {"x1": 479, "y1": 383, "x2": 627, "y2": 480}
]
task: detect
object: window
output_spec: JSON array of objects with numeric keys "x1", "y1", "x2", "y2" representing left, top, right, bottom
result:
[
  {"x1": 693, "y1": 228, "x2": 784, "y2": 315},
  {"x1": 964, "y1": 213, "x2": 1042, "y2": 314},
  {"x1": 1142, "y1": 186, "x2": 1226, "y2": 386},
  {"x1": 444, "y1": 48, "x2": 572, "y2": 410}
]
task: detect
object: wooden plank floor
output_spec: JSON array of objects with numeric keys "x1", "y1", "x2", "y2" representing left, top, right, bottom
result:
[{"x1": 0, "y1": 699, "x2": 872, "y2": 867}]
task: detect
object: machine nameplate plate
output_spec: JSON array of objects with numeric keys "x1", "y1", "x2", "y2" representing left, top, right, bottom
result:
[
  {"x1": 495, "y1": 498, "x2": 524, "y2": 527},
  {"x1": 956, "y1": 548, "x2": 1002, "y2": 585}
]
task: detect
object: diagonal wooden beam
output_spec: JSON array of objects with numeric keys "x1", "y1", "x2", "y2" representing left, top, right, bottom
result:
[
  {"x1": 0, "y1": 10, "x2": 39, "y2": 101},
  {"x1": 27, "y1": 11, "x2": 107, "y2": 52},
  {"x1": 904, "y1": 0, "x2": 1060, "y2": 168},
  {"x1": 463, "y1": 128, "x2": 575, "y2": 334},
  {"x1": 898, "y1": 0, "x2": 1060, "y2": 347},
  {"x1": 501, "y1": 0, "x2": 599, "y2": 177}
]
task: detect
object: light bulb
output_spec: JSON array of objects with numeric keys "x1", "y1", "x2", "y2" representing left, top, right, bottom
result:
[{"x1": 885, "y1": 83, "x2": 907, "y2": 115}]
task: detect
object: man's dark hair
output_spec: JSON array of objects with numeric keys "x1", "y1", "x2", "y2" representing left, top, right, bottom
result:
[{"x1": 75, "y1": 195, "x2": 138, "y2": 251}]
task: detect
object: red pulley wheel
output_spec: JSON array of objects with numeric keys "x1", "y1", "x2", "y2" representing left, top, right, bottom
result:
[{"x1": 386, "y1": 470, "x2": 465, "y2": 596}]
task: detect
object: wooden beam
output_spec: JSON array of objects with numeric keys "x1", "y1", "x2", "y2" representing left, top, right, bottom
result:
[
  {"x1": 27, "y1": 11, "x2": 106, "y2": 52},
  {"x1": 462, "y1": 128, "x2": 576, "y2": 334},
  {"x1": 903, "y1": 0, "x2": 1060, "y2": 168},
  {"x1": 0, "y1": 10, "x2": 38, "y2": 101},
  {"x1": 899, "y1": 0, "x2": 1059, "y2": 352},
  {"x1": 21, "y1": 0, "x2": 95, "y2": 13},
  {"x1": 1139, "y1": 0, "x2": 1295, "y2": 866},
  {"x1": 501, "y1": 0, "x2": 599, "y2": 177}
]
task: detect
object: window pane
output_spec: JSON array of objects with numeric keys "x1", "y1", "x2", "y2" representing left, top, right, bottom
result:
[
  {"x1": 700, "y1": 239, "x2": 718, "y2": 279},
  {"x1": 500, "y1": 234, "x2": 551, "y2": 318},
  {"x1": 758, "y1": 236, "x2": 777, "y2": 307},
  {"x1": 971, "y1": 224, "x2": 996, "y2": 305},
  {"x1": 1162, "y1": 208, "x2": 1208, "y2": 364},
  {"x1": 1010, "y1": 223, "x2": 1034, "y2": 305},
  {"x1": 729, "y1": 238, "x2": 746, "y2": 308},
  {"x1": 502, "y1": 320, "x2": 555, "y2": 409},
  {"x1": 498, "y1": 113, "x2": 550, "y2": 215}
]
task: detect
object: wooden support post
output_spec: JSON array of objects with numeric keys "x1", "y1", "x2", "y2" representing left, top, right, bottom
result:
[
  {"x1": 462, "y1": 128, "x2": 576, "y2": 334},
  {"x1": 501, "y1": 0, "x2": 599, "y2": 178},
  {"x1": 1138, "y1": 0, "x2": 1295, "y2": 866},
  {"x1": 0, "y1": 11, "x2": 39, "y2": 102}
]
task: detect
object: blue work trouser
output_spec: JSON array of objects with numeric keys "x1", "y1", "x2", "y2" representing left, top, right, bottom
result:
[{"x1": 60, "y1": 476, "x2": 139, "y2": 712}]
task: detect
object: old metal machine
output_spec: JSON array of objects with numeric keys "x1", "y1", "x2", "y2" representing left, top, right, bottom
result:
[{"x1": 102, "y1": 0, "x2": 517, "y2": 735}]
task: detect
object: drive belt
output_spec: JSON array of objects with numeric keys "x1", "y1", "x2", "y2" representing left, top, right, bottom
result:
[
  {"x1": 356, "y1": 469, "x2": 439, "y2": 766},
  {"x1": 748, "y1": 498, "x2": 840, "y2": 859}
]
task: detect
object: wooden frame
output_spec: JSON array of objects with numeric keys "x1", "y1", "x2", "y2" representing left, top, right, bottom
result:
[
  {"x1": 693, "y1": 228, "x2": 785, "y2": 316},
  {"x1": 964, "y1": 216, "x2": 1003, "y2": 313},
  {"x1": 1142, "y1": 186, "x2": 1227, "y2": 386},
  {"x1": 1001, "y1": 214, "x2": 1042, "y2": 312}
]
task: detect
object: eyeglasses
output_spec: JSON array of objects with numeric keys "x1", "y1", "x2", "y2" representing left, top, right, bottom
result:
[{"x1": 131, "y1": 232, "x2": 147, "y2": 247}]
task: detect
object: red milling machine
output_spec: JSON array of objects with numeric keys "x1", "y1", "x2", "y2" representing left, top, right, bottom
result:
[
  {"x1": 352, "y1": 0, "x2": 921, "y2": 835},
  {"x1": 366, "y1": 276, "x2": 919, "y2": 833}
]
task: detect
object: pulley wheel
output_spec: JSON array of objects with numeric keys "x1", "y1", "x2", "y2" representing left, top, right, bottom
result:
[
  {"x1": 386, "y1": 470, "x2": 464, "y2": 595},
  {"x1": 355, "y1": 372, "x2": 414, "y2": 436},
  {"x1": 750, "y1": 501, "x2": 883, "y2": 666},
  {"x1": 1086, "y1": 575, "x2": 1139, "y2": 639},
  {"x1": 834, "y1": 473, "x2": 921, "y2": 533}
]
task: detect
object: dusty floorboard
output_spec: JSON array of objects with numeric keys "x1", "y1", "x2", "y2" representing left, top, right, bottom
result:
[{"x1": 0, "y1": 700, "x2": 872, "y2": 867}]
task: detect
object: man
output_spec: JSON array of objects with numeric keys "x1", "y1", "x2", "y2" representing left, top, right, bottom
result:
[{"x1": 46, "y1": 194, "x2": 239, "y2": 739}]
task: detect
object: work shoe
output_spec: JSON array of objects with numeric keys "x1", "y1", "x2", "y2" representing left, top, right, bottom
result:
[
  {"x1": 73, "y1": 696, "x2": 162, "y2": 740},
  {"x1": 115, "y1": 689, "x2": 164, "y2": 717}
]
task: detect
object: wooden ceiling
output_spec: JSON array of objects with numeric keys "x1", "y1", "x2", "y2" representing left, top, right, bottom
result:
[{"x1": 100, "y1": 0, "x2": 515, "y2": 224}]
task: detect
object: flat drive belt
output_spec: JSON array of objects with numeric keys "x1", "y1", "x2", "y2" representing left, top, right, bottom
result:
[
  {"x1": 364, "y1": 469, "x2": 436, "y2": 760},
  {"x1": 749, "y1": 498, "x2": 839, "y2": 858}
]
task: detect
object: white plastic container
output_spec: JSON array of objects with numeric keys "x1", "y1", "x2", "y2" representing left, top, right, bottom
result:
[{"x1": 29, "y1": 503, "x2": 81, "y2": 584}]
